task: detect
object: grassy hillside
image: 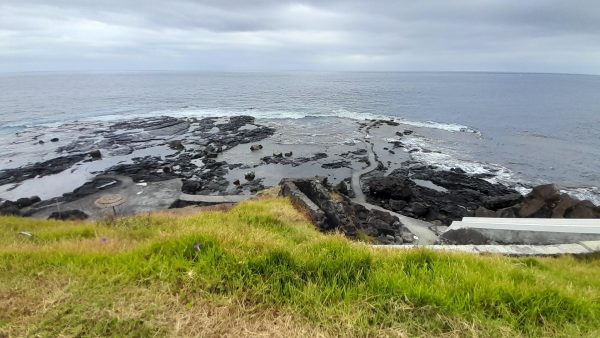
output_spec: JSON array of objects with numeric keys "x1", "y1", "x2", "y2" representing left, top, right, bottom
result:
[{"x1": 1, "y1": 197, "x2": 599, "y2": 337}]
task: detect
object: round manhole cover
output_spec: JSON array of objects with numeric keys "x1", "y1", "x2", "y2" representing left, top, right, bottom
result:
[{"x1": 95, "y1": 194, "x2": 127, "y2": 208}]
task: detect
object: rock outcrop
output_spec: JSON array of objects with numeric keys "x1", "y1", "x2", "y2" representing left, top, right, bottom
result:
[{"x1": 280, "y1": 177, "x2": 415, "y2": 244}]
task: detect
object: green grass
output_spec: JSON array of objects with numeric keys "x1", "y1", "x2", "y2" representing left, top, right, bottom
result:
[{"x1": 1, "y1": 197, "x2": 600, "y2": 337}]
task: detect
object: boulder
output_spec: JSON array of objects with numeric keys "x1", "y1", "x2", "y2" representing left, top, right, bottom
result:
[
  {"x1": 565, "y1": 201, "x2": 600, "y2": 218},
  {"x1": 50, "y1": 137, "x2": 59, "y2": 142},
  {"x1": 367, "y1": 176, "x2": 414, "y2": 200},
  {"x1": 250, "y1": 144, "x2": 263, "y2": 151},
  {"x1": 16, "y1": 196, "x2": 41, "y2": 209},
  {"x1": 244, "y1": 172, "x2": 255, "y2": 181},
  {"x1": 529, "y1": 184, "x2": 561, "y2": 203},
  {"x1": 48, "y1": 209, "x2": 89, "y2": 221},
  {"x1": 88, "y1": 150, "x2": 102, "y2": 160},
  {"x1": 168, "y1": 140, "x2": 184, "y2": 151},
  {"x1": 552, "y1": 194, "x2": 580, "y2": 218},
  {"x1": 284, "y1": 151, "x2": 293, "y2": 157},
  {"x1": 0, "y1": 201, "x2": 21, "y2": 216},
  {"x1": 182, "y1": 180, "x2": 203, "y2": 194},
  {"x1": 518, "y1": 198, "x2": 548, "y2": 218}
]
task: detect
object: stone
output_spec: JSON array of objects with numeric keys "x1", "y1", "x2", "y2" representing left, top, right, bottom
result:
[
  {"x1": 182, "y1": 180, "x2": 203, "y2": 194},
  {"x1": 250, "y1": 144, "x2": 263, "y2": 151},
  {"x1": 88, "y1": 150, "x2": 102, "y2": 160},
  {"x1": 0, "y1": 201, "x2": 21, "y2": 216},
  {"x1": 15, "y1": 196, "x2": 41, "y2": 209},
  {"x1": 367, "y1": 176, "x2": 414, "y2": 200},
  {"x1": 168, "y1": 140, "x2": 184, "y2": 151},
  {"x1": 482, "y1": 193, "x2": 523, "y2": 210},
  {"x1": 408, "y1": 202, "x2": 428, "y2": 217},
  {"x1": 284, "y1": 151, "x2": 293, "y2": 157},
  {"x1": 403, "y1": 130, "x2": 413, "y2": 135},
  {"x1": 50, "y1": 137, "x2": 59, "y2": 142},
  {"x1": 389, "y1": 199, "x2": 407, "y2": 212},
  {"x1": 48, "y1": 210, "x2": 89, "y2": 221},
  {"x1": 233, "y1": 179, "x2": 241, "y2": 186},
  {"x1": 245, "y1": 172, "x2": 255, "y2": 181},
  {"x1": 475, "y1": 206, "x2": 497, "y2": 217},
  {"x1": 565, "y1": 201, "x2": 600, "y2": 218},
  {"x1": 518, "y1": 198, "x2": 547, "y2": 218},
  {"x1": 497, "y1": 206, "x2": 518, "y2": 218},
  {"x1": 552, "y1": 194, "x2": 580, "y2": 218},
  {"x1": 529, "y1": 184, "x2": 561, "y2": 202}
]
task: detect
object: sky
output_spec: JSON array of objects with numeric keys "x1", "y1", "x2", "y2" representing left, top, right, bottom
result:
[{"x1": 1, "y1": 0, "x2": 600, "y2": 74}]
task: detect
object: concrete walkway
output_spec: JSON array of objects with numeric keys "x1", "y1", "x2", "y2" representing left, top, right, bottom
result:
[
  {"x1": 373, "y1": 240, "x2": 600, "y2": 256},
  {"x1": 350, "y1": 122, "x2": 438, "y2": 245},
  {"x1": 179, "y1": 193, "x2": 253, "y2": 203}
]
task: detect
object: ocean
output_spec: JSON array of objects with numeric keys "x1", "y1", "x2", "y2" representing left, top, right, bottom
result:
[{"x1": 1, "y1": 71, "x2": 599, "y2": 203}]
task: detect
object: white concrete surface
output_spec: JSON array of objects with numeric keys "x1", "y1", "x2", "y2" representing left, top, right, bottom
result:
[{"x1": 373, "y1": 241, "x2": 600, "y2": 256}]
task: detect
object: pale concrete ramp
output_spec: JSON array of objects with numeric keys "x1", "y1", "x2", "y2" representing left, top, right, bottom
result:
[
  {"x1": 179, "y1": 193, "x2": 253, "y2": 203},
  {"x1": 373, "y1": 240, "x2": 600, "y2": 257},
  {"x1": 442, "y1": 217, "x2": 600, "y2": 245}
]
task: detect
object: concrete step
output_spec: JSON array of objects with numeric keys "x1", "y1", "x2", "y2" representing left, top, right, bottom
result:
[
  {"x1": 450, "y1": 221, "x2": 600, "y2": 233},
  {"x1": 461, "y1": 217, "x2": 600, "y2": 226}
]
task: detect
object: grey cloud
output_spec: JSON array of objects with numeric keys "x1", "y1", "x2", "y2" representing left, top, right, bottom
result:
[{"x1": 0, "y1": 0, "x2": 599, "y2": 73}]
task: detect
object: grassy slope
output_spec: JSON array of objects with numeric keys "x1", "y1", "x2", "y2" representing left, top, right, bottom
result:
[{"x1": 1, "y1": 197, "x2": 599, "y2": 337}]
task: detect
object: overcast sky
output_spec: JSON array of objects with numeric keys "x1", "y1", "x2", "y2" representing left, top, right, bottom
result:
[{"x1": 1, "y1": 0, "x2": 599, "y2": 74}]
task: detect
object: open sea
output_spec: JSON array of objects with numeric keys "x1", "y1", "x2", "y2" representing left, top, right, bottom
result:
[{"x1": 1, "y1": 71, "x2": 599, "y2": 203}]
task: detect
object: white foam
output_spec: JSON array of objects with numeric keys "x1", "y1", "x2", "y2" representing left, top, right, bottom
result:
[
  {"x1": 88, "y1": 107, "x2": 481, "y2": 135},
  {"x1": 562, "y1": 187, "x2": 600, "y2": 206}
]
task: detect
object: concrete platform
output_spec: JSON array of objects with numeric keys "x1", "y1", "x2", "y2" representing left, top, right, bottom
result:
[
  {"x1": 441, "y1": 217, "x2": 600, "y2": 245},
  {"x1": 373, "y1": 241, "x2": 600, "y2": 256}
]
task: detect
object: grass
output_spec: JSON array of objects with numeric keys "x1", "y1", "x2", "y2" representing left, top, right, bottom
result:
[{"x1": 1, "y1": 197, "x2": 600, "y2": 337}]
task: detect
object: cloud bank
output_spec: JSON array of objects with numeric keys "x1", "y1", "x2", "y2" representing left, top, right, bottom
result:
[{"x1": 1, "y1": 0, "x2": 599, "y2": 73}]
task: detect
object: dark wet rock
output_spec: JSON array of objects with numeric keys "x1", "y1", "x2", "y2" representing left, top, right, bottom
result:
[
  {"x1": 367, "y1": 176, "x2": 414, "y2": 200},
  {"x1": 182, "y1": 180, "x2": 203, "y2": 194},
  {"x1": 103, "y1": 156, "x2": 178, "y2": 183},
  {"x1": 389, "y1": 199, "x2": 408, "y2": 212},
  {"x1": 38, "y1": 140, "x2": 45, "y2": 144},
  {"x1": 284, "y1": 151, "x2": 293, "y2": 157},
  {"x1": 0, "y1": 153, "x2": 86, "y2": 185},
  {"x1": 168, "y1": 140, "x2": 184, "y2": 151},
  {"x1": 321, "y1": 160, "x2": 351, "y2": 169},
  {"x1": 0, "y1": 200, "x2": 21, "y2": 216},
  {"x1": 273, "y1": 152, "x2": 283, "y2": 158},
  {"x1": 280, "y1": 177, "x2": 412, "y2": 244},
  {"x1": 233, "y1": 179, "x2": 240, "y2": 186},
  {"x1": 244, "y1": 172, "x2": 255, "y2": 181},
  {"x1": 407, "y1": 202, "x2": 428, "y2": 217},
  {"x1": 250, "y1": 144, "x2": 263, "y2": 151},
  {"x1": 296, "y1": 152, "x2": 328, "y2": 163},
  {"x1": 48, "y1": 209, "x2": 89, "y2": 221},
  {"x1": 50, "y1": 137, "x2": 59, "y2": 142},
  {"x1": 335, "y1": 180, "x2": 349, "y2": 196},
  {"x1": 365, "y1": 167, "x2": 520, "y2": 225},
  {"x1": 88, "y1": 149, "x2": 102, "y2": 160},
  {"x1": 482, "y1": 193, "x2": 523, "y2": 210},
  {"x1": 403, "y1": 130, "x2": 413, "y2": 135},
  {"x1": 16, "y1": 196, "x2": 41, "y2": 208}
]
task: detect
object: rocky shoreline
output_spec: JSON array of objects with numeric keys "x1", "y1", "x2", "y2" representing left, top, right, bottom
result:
[{"x1": 1, "y1": 115, "x2": 599, "y2": 244}]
